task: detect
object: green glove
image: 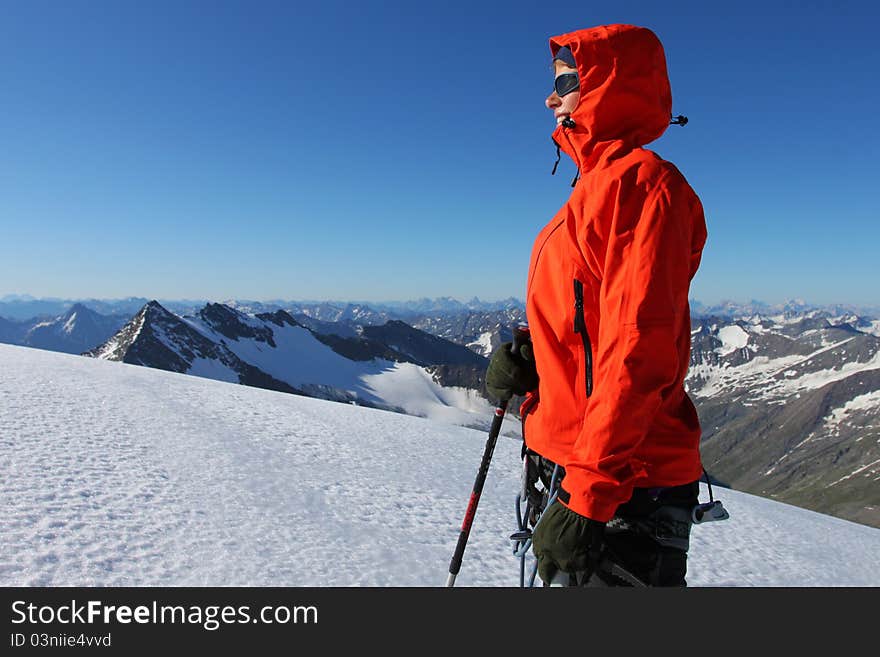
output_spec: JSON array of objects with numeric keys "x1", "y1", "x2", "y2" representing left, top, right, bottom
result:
[
  {"x1": 485, "y1": 340, "x2": 538, "y2": 402},
  {"x1": 531, "y1": 501, "x2": 605, "y2": 585}
]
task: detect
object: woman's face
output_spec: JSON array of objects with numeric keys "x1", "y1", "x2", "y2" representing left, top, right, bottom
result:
[{"x1": 545, "y1": 59, "x2": 580, "y2": 125}]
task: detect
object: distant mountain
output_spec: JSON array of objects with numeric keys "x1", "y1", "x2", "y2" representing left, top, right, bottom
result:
[
  {"x1": 229, "y1": 297, "x2": 525, "y2": 326},
  {"x1": 688, "y1": 312, "x2": 880, "y2": 528},
  {"x1": 409, "y1": 308, "x2": 529, "y2": 357},
  {"x1": 65, "y1": 297, "x2": 152, "y2": 318},
  {"x1": 0, "y1": 296, "x2": 204, "y2": 322},
  {"x1": 6, "y1": 294, "x2": 877, "y2": 323},
  {"x1": 22, "y1": 303, "x2": 129, "y2": 355},
  {"x1": 0, "y1": 298, "x2": 70, "y2": 321},
  {"x1": 223, "y1": 300, "x2": 285, "y2": 315},
  {"x1": 277, "y1": 301, "x2": 529, "y2": 358},
  {"x1": 87, "y1": 301, "x2": 500, "y2": 432},
  {"x1": 88, "y1": 301, "x2": 302, "y2": 397},
  {"x1": 368, "y1": 296, "x2": 525, "y2": 316},
  {"x1": 361, "y1": 320, "x2": 486, "y2": 367},
  {"x1": 0, "y1": 303, "x2": 128, "y2": 354},
  {"x1": 286, "y1": 302, "x2": 394, "y2": 326},
  {"x1": 692, "y1": 299, "x2": 880, "y2": 319},
  {"x1": 276, "y1": 306, "x2": 529, "y2": 359},
  {"x1": 290, "y1": 313, "x2": 360, "y2": 339},
  {"x1": 0, "y1": 315, "x2": 25, "y2": 344}
]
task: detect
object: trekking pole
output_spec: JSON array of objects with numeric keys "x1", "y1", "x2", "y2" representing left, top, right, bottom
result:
[{"x1": 446, "y1": 325, "x2": 530, "y2": 587}]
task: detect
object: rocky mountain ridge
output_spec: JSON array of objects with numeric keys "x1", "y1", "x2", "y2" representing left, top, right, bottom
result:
[
  {"x1": 86, "y1": 300, "x2": 495, "y2": 428},
  {"x1": 687, "y1": 313, "x2": 880, "y2": 528}
]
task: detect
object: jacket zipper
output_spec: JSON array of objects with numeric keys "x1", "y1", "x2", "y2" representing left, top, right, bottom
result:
[{"x1": 573, "y1": 279, "x2": 593, "y2": 397}]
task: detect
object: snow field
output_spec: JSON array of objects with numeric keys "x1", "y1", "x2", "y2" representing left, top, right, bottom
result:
[{"x1": 2, "y1": 343, "x2": 879, "y2": 587}]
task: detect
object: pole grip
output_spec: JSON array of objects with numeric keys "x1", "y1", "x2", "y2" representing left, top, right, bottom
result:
[{"x1": 511, "y1": 323, "x2": 530, "y2": 356}]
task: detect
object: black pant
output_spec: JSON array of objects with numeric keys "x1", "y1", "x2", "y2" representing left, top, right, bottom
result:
[
  {"x1": 525, "y1": 450, "x2": 698, "y2": 587},
  {"x1": 592, "y1": 482, "x2": 698, "y2": 587}
]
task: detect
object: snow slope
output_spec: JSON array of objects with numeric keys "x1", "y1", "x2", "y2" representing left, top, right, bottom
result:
[{"x1": 2, "y1": 343, "x2": 879, "y2": 587}]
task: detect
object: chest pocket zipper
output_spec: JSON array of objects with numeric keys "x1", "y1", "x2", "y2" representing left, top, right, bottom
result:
[{"x1": 573, "y1": 279, "x2": 593, "y2": 397}]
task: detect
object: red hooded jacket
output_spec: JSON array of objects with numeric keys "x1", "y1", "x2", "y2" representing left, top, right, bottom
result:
[{"x1": 522, "y1": 25, "x2": 707, "y2": 522}]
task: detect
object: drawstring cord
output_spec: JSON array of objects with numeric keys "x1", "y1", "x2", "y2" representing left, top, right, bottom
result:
[
  {"x1": 554, "y1": 114, "x2": 687, "y2": 186},
  {"x1": 551, "y1": 130, "x2": 580, "y2": 187}
]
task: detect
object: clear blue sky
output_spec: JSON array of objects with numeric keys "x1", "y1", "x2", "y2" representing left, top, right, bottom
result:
[{"x1": 1, "y1": 0, "x2": 878, "y2": 306}]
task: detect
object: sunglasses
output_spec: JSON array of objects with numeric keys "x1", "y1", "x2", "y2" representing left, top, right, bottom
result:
[{"x1": 554, "y1": 72, "x2": 579, "y2": 97}]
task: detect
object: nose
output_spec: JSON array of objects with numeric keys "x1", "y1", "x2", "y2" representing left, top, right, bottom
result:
[{"x1": 545, "y1": 91, "x2": 561, "y2": 109}]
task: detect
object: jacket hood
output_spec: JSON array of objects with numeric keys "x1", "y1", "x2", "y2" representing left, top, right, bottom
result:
[{"x1": 550, "y1": 24, "x2": 672, "y2": 170}]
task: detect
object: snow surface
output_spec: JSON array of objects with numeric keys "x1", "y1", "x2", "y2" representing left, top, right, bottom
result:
[
  {"x1": 825, "y1": 390, "x2": 880, "y2": 428},
  {"x1": 779, "y1": 347, "x2": 880, "y2": 393},
  {"x1": 827, "y1": 459, "x2": 880, "y2": 488},
  {"x1": 690, "y1": 337, "x2": 861, "y2": 400},
  {"x1": 62, "y1": 312, "x2": 77, "y2": 335},
  {"x1": 714, "y1": 325, "x2": 749, "y2": 356},
  {"x1": 466, "y1": 331, "x2": 495, "y2": 357},
  {"x1": 186, "y1": 357, "x2": 240, "y2": 384},
  {"x1": 2, "y1": 343, "x2": 879, "y2": 587}
]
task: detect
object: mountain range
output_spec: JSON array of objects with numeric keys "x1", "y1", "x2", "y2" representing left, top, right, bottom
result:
[
  {"x1": 84, "y1": 300, "x2": 508, "y2": 434},
  {"x1": 2, "y1": 295, "x2": 878, "y2": 529},
  {"x1": 0, "y1": 303, "x2": 128, "y2": 354},
  {"x1": 687, "y1": 311, "x2": 880, "y2": 528},
  {"x1": 6, "y1": 294, "x2": 879, "y2": 323}
]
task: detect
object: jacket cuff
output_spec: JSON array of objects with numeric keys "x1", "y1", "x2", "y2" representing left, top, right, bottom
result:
[{"x1": 557, "y1": 483, "x2": 619, "y2": 523}]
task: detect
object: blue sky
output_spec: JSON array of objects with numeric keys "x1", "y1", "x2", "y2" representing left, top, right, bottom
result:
[{"x1": 1, "y1": 0, "x2": 878, "y2": 306}]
